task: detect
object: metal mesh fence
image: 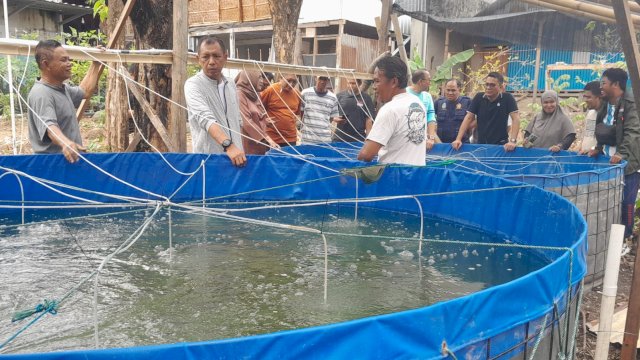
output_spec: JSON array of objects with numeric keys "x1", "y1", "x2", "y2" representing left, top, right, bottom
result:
[{"x1": 514, "y1": 168, "x2": 624, "y2": 289}]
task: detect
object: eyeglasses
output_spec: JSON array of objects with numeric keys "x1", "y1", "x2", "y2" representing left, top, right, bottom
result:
[{"x1": 484, "y1": 83, "x2": 498, "y2": 88}]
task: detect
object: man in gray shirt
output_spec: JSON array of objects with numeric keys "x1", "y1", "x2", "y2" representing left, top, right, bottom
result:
[
  {"x1": 185, "y1": 36, "x2": 246, "y2": 167},
  {"x1": 28, "y1": 40, "x2": 99, "y2": 163}
]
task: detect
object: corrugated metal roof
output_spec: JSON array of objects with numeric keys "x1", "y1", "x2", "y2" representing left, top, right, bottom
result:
[
  {"x1": 7, "y1": 0, "x2": 92, "y2": 16},
  {"x1": 394, "y1": 3, "x2": 596, "y2": 51}
]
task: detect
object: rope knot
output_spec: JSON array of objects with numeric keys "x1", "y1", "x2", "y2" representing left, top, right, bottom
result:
[{"x1": 11, "y1": 299, "x2": 58, "y2": 322}]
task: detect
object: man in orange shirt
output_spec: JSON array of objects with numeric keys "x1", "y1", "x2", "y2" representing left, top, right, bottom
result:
[{"x1": 260, "y1": 74, "x2": 301, "y2": 147}]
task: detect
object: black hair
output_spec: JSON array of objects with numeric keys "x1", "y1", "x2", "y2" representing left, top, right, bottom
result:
[
  {"x1": 445, "y1": 78, "x2": 462, "y2": 88},
  {"x1": 376, "y1": 56, "x2": 408, "y2": 88},
  {"x1": 486, "y1": 71, "x2": 504, "y2": 84},
  {"x1": 602, "y1": 68, "x2": 628, "y2": 92},
  {"x1": 35, "y1": 39, "x2": 62, "y2": 69},
  {"x1": 411, "y1": 69, "x2": 428, "y2": 84},
  {"x1": 264, "y1": 72, "x2": 274, "y2": 82},
  {"x1": 583, "y1": 80, "x2": 601, "y2": 96},
  {"x1": 197, "y1": 35, "x2": 227, "y2": 54}
]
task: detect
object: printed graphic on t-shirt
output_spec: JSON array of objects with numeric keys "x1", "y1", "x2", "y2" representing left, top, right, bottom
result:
[{"x1": 406, "y1": 102, "x2": 426, "y2": 144}]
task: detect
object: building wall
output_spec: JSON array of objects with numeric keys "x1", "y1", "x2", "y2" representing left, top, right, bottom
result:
[
  {"x1": 1, "y1": 9, "x2": 60, "y2": 39},
  {"x1": 340, "y1": 34, "x2": 378, "y2": 73},
  {"x1": 188, "y1": 0, "x2": 270, "y2": 26}
]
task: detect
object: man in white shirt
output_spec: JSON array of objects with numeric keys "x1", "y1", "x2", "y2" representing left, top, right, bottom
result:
[{"x1": 358, "y1": 56, "x2": 426, "y2": 166}]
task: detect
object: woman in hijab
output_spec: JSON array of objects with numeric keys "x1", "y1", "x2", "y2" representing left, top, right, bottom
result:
[
  {"x1": 523, "y1": 90, "x2": 576, "y2": 153},
  {"x1": 235, "y1": 70, "x2": 279, "y2": 155}
]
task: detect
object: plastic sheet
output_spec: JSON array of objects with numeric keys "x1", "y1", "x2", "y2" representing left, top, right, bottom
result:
[{"x1": 0, "y1": 153, "x2": 586, "y2": 359}]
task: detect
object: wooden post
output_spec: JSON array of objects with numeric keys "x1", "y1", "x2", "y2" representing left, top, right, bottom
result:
[
  {"x1": 313, "y1": 33, "x2": 318, "y2": 66},
  {"x1": 390, "y1": 14, "x2": 410, "y2": 83},
  {"x1": 75, "y1": 0, "x2": 137, "y2": 120},
  {"x1": 229, "y1": 29, "x2": 236, "y2": 59},
  {"x1": 170, "y1": 0, "x2": 187, "y2": 152},
  {"x1": 622, "y1": 235, "x2": 640, "y2": 359},
  {"x1": 123, "y1": 67, "x2": 178, "y2": 152},
  {"x1": 611, "y1": 0, "x2": 640, "y2": 357},
  {"x1": 377, "y1": 0, "x2": 391, "y2": 54},
  {"x1": 532, "y1": 19, "x2": 545, "y2": 101},
  {"x1": 335, "y1": 20, "x2": 344, "y2": 90},
  {"x1": 443, "y1": 28, "x2": 451, "y2": 61}
]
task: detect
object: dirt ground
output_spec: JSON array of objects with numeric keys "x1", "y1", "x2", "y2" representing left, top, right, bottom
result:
[
  {"x1": 0, "y1": 96, "x2": 638, "y2": 359},
  {"x1": 577, "y1": 252, "x2": 637, "y2": 360}
]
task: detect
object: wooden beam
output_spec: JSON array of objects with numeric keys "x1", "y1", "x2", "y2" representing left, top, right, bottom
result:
[
  {"x1": 532, "y1": 20, "x2": 545, "y2": 101},
  {"x1": 377, "y1": 0, "x2": 392, "y2": 54},
  {"x1": 122, "y1": 67, "x2": 178, "y2": 152},
  {"x1": 75, "y1": 0, "x2": 137, "y2": 120},
  {"x1": 390, "y1": 14, "x2": 410, "y2": 83},
  {"x1": 125, "y1": 132, "x2": 142, "y2": 152},
  {"x1": 611, "y1": 2, "x2": 640, "y2": 356},
  {"x1": 171, "y1": 0, "x2": 188, "y2": 152}
]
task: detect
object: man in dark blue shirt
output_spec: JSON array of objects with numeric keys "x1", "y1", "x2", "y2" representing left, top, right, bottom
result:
[
  {"x1": 451, "y1": 72, "x2": 520, "y2": 151},
  {"x1": 434, "y1": 79, "x2": 471, "y2": 143}
]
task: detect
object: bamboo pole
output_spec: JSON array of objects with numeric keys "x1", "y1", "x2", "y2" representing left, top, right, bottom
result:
[
  {"x1": 543, "y1": 0, "x2": 640, "y2": 25},
  {"x1": 3, "y1": 0, "x2": 16, "y2": 155},
  {"x1": 0, "y1": 39, "x2": 373, "y2": 79},
  {"x1": 518, "y1": 0, "x2": 621, "y2": 25}
]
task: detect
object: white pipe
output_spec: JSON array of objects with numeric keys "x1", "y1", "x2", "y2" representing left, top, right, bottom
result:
[
  {"x1": 594, "y1": 224, "x2": 626, "y2": 360},
  {"x1": 3, "y1": 0, "x2": 17, "y2": 154}
]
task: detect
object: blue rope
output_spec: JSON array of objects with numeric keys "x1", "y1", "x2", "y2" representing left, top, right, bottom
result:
[{"x1": 0, "y1": 299, "x2": 59, "y2": 350}]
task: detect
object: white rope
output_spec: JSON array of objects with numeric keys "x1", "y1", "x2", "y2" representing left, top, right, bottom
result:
[
  {"x1": 0, "y1": 171, "x2": 25, "y2": 224},
  {"x1": 0, "y1": 72, "x2": 170, "y2": 201},
  {"x1": 76, "y1": 49, "x2": 342, "y2": 174},
  {"x1": 0, "y1": 165, "x2": 154, "y2": 205},
  {"x1": 321, "y1": 233, "x2": 329, "y2": 304},
  {"x1": 191, "y1": 184, "x2": 533, "y2": 214},
  {"x1": 93, "y1": 202, "x2": 161, "y2": 348}
]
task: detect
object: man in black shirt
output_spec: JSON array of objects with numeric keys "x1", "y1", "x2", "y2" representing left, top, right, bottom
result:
[
  {"x1": 334, "y1": 78, "x2": 376, "y2": 142},
  {"x1": 451, "y1": 72, "x2": 520, "y2": 151}
]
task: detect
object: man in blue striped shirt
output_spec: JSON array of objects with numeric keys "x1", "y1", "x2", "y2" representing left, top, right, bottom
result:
[
  {"x1": 406, "y1": 69, "x2": 437, "y2": 150},
  {"x1": 299, "y1": 76, "x2": 341, "y2": 144}
]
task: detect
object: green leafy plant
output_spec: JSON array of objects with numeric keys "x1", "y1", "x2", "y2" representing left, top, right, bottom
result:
[
  {"x1": 86, "y1": 0, "x2": 108, "y2": 22},
  {"x1": 62, "y1": 27, "x2": 108, "y2": 112},
  {"x1": 408, "y1": 47, "x2": 425, "y2": 73},
  {"x1": 429, "y1": 49, "x2": 475, "y2": 94},
  {"x1": 0, "y1": 33, "x2": 41, "y2": 119}
]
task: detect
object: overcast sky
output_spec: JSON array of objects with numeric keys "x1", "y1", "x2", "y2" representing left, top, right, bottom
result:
[{"x1": 298, "y1": 0, "x2": 382, "y2": 26}]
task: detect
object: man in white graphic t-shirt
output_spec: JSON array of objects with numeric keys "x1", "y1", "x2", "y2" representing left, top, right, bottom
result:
[{"x1": 357, "y1": 56, "x2": 426, "y2": 166}]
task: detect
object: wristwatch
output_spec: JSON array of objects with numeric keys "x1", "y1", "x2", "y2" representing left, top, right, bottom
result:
[
  {"x1": 509, "y1": 138, "x2": 517, "y2": 144},
  {"x1": 427, "y1": 134, "x2": 436, "y2": 141},
  {"x1": 221, "y1": 138, "x2": 232, "y2": 152}
]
